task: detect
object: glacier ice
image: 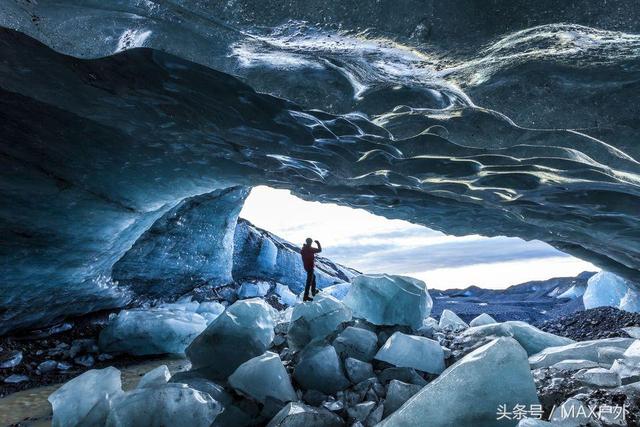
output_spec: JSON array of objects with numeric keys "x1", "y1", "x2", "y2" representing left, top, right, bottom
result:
[
  {"x1": 529, "y1": 338, "x2": 635, "y2": 369},
  {"x1": 237, "y1": 280, "x2": 272, "y2": 299},
  {"x1": 233, "y1": 219, "x2": 357, "y2": 294},
  {"x1": 380, "y1": 337, "x2": 539, "y2": 426},
  {"x1": 293, "y1": 343, "x2": 350, "y2": 394},
  {"x1": 583, "y1": 271, "x2": 640, "y2": 312},
  {"x1": 98, "y1": 307, "x2": 210, "y2": 356},
  {"x1": 322, "y1": 283, "x2": 351, "y2": 301},
  {"x1": 469, "y1": 313, "x2": 497, "y2": 327},
  {"x1": 48, "y1": 367, "x2": 122, "y2": 427},
  {"x1": 287, "y1": 294, "x2": 352, "y2": 351},
  {"x1": 517, "y1": 420, "x2": 552, "y2": 427},
  {"x1": 460, "y1": 321, "x2": 573, "y2": 356},
  {"x1": 267, "y1": 402, "x2": 344, "y2": 427},
  {"x1": 186, "y1": 298, "x2": 275, "y2": 380},
  {"x1": 610, "y1": 340, "x2": 640, "y2": 381},
  {"x1": 549, "y1": 398, "x2": 593, "y2": 426},
  {"x1": 137, "y1": 365, "x2": 171, "y2": 389},
  {"x1": 438, "y1": 309, "x2": 468, "y2": 331},
  {"x1": 112, "y1": 187, "x2": 249, "y2": 297},
  {"x1": 332, "y1": 326, "x2": 378, "y2": 362},
  {"x1": 344, "y1": 357, "x2": 375, "y2": 384},
  {"x1": 343, "y1": 274, "x2": 432, "y2": 329},
  {"x1": 551, "y1": 359, "x2": 602, "y2": 371},
  {"x1": 347, "y1": 401, "x2": 375, "y2": 422},
  {"x1": 105, "y1": 383, "x2": 222, "y2": 427},
  {"x1": 375, "y1": 332, "x2": 445, "y2": 375},
  {"x1": 574, "y1": 367, "x2": 621, "y2": 387},
  {"x1": 383, "y1": 380, "x2": 422, "y2": 416},
  {"x1": 275, "y1": 283, "x2": 299, "y2": 306},
  {"x1": 228, "y1": 351, "x2": 297, "y2": 404},
  {"x1": 1, "y1": 8, "x2": 640, "y2": 334}
]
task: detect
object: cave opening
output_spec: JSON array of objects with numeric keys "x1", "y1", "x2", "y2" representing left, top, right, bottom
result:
[{"x1": 241, "y1": 186, "x2": 597, "y2": 290}]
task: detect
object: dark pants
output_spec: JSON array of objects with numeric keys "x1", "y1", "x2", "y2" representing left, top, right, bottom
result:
[{"x1": 304, "y1": 269, "x2": 317, "y2": 299}]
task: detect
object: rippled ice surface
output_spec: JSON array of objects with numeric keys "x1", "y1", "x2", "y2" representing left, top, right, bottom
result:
[{"x1": 0, "y1": 1, "x2": 639, "y2": 331}]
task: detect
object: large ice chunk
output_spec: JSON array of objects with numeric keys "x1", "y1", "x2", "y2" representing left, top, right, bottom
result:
[
  {"x1": 383, "y1": 380, "x2": 422, "y2": 416},
  {"x1": 229, "y1": 351, "x2": 297, "y2": 404},
  {"x1": 343, "y1": 274, "x2": 432, "y2": 329},
  {"x1": 237, "y1": 280, "x2": 271, "y2": 299},
  {"x1": 267, "y1": 402, "x2": 344, "y2": 427},
  {"x1": 105, "y1": 383, "x2": 222, "y2": 427},
  {"x1": 438, "y1": 309, "x2": 468, "y2": 331},
  {"x1": 99, "y1": 307, "x2": 209, "y2": 356},
  {"x1": 293, "y1": 343, "x2": 350, "y2": 394},
  {"x1": 529, "y1": 338, "x2": 635, "y2": 369},
  {"x1": 380, "y1": 337, "x2": 539, "y2": 426},
  {"x1": 583, "y1": 271, "x2": 640, "y2": 312},
  {"x1": 332, "y1": 326, "x2": 378, "y2": 362},
  {"x1": 287, "y1": 294, "x2": 352, "y2": 351},
  {"x1": 137, "y1": 365, "x2": 171, "y2": 389},
  {"x1": 574, "y1": 367, "x2": 621, "y2": 387},
  {"x1": 375, "y1": 332, "x2": 445, "y2": 375},
  {"x1": 460, "y1": 321, "x2": 573, "y2": 356},
  {"x1": 48, "y1": 367, "x2": 122, "y2": 427},
  {"x1": 186, "y1": 298, "x2": 275, "y2": 380},
  {"x1": 469, "y1": 313, "x2": 497, "y2": 327}
]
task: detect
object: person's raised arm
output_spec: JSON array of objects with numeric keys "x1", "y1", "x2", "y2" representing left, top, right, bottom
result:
[{"x1": 314, "y1": 240, "x2": 322, "y2": 253}]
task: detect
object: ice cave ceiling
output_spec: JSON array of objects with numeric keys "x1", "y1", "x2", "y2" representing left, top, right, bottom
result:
[{"x1": 0, "y1": 0, "x2": 639, "y2": 333}]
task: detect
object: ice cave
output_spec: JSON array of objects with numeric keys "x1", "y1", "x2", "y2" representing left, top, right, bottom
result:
[{"x1": 1, "y1": 0, "x2": 640, "y2": 426}]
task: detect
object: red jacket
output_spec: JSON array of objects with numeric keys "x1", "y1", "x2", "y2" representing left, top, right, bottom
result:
[{"x1": 301, "y1": 245, "x2": 321, "y2": 271}]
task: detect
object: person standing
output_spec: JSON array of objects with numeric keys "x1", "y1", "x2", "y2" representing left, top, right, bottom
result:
[{"x1": 301, "y1": 238, "x2": 321, "y2": 301}]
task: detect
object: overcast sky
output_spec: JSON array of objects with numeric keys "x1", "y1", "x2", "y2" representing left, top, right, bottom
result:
[{"x1": 240, "y1": 186, "x2": 597, "y2": 289}]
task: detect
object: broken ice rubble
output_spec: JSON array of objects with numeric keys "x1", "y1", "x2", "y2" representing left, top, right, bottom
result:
[
  {"x1": 469, "y1": 313, "x2": 497, "y2": 327},
  {"x1": 438, "y1": 309, "x2": 468, "y2": 331},
  {"x1": 332, "y1": 326, "x2": 378, "y2": 362},
  {"x1": 228, "y1": 351, "x2": 297, "y2": 404},
  {"x1": 529, "y1": 337, "x2": 635, "y2": 369},
  {"x1": 106, "y1": 383, "x2": 222, "y2": 427},
  {"x1": 186, "y1": 298, "x2": 275, "y2": 380},
  {"x1": 99, "y1": 307, "x2": 209, "y2": 356},
  {"x1": 375, "y1": 331, "x2": 445, "y2": 375},
  {"x1": 267, "y1": 402, "x2": 344, "y2": 427},
  {"x1": 48, "y1": 367, "x2": 122, "y2": 427},
  {"x1": 99, "y1": 299, "x2": 225, "y2": 356},
  {"x1": 293, "y1": 343, "x2": 350, "y2": 394},
  {"x1": 343, "y1": 274, "x2": 432, "y2": 329},
  {"x1": 380, "y1": 337, "x2": 539, "y2": 427},
  {"x1": 287, "y1": 294, "x2": 352, "y2": 350},
  {"x1": 460, "y1": 321, "x2": 573, "y2": 356}
]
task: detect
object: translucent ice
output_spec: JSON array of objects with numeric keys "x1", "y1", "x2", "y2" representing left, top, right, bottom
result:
[
  {"x1": 574, "y1": 367, "x2": 621, "y2": 387},
  {"x1": 380, "y1": 338, "x2": 539, "y2": 426},
  {"x1": 551, "y1": 359, "x2": 602, "y2": 371},
  {"x1": 229, "y1": 351, "x2": 297, "y2": 404},
  {"x1": 549, "y1": 398, "x2": 593, "y2": 426},
  {"x1": 287, "y1": 294, "x2": 352, "y2": 351},
  {"x1": 137, "y1": 365, "x2": 171, "y2": 389},
  {"x1": 529, "y1": 338, "x2": 635, "y2": 369},
  {"x1": 48, "y1": 367, "x2": 122, "y2": 427},
  {"x1": 322, "y1": 283, "x2": 351, "y2": 301},
  {"x1": 383, "y1": 380, "x2": 422, "y2": 416},
  {"x1": 583, "y1": 271, "x2": 640, "y2": 312},
  {"x1": 344, "y1": 357, "x2": 375, "y2": 384},
  {"x1": 237, "y1": 280, "x2": 271, "y2": 299},
  {"x1": 375, "y1": 332, "x2": 445, "y2": 375},
  {"x1": 105, "y1": 383, "x2": 222, "y2": 427},
  {"x1": 99, "y1": 307, "x2": 209, "y2": 356},
  {"x1": 438, "y1": 309, "x2": 468, "y2": 331},
  {"x1": 293, "y1": 343, "x2": 350, "y2": 394},
  {"x1": 267, "y1": 402, "x2": 344, "y2": 427},
  {"x1": 332, "y1": 326, "x2": 378, "y2": 362},
  {"x1": 469, "y1": 313, "x2": 497, "y2": 327},
  {"x1": 186, "y1": 298, "x2": 275, "y2": 380},
  {"x1": 460, "y1": 321, "x2": 573, "y2": 356},
  {"x1": 275, "y1": 283, "x2": 299, "y2": 306},
  {"x1": 343, "y1": 274, "x2": 432, "y2": 329}
]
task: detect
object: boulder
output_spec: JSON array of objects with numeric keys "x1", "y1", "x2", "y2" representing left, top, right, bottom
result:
[
  {"x1": 48, "y1": 367, "x2": 122, "y2": 427},
  {"x1": 267, "y1": 402, "x2": 344, "y2": 427},
  {"x1": 287, "y1": 294, "x2": 352, "y2": 351},
  {"x1": 186, "y1": 298, "x2": 275, "y2": 380},
  {"x1": 293, "y1": 344, "x2": 350, "y2": 394},
  {"x1": 229, "y1": 352, "x2": 297, "y2": 404},
  {"x1": 375, "y1": 332, "x2": 445, "y2": 375},
  {"x1": 343, "y1": 274, "x2": 432, "y2": 329},
  {"x1": 379, "y1": 338, "x2": 539, "y2": 427},
  {"x1": 332, "y1": 326, "x2": 378, "y2": 362}
]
